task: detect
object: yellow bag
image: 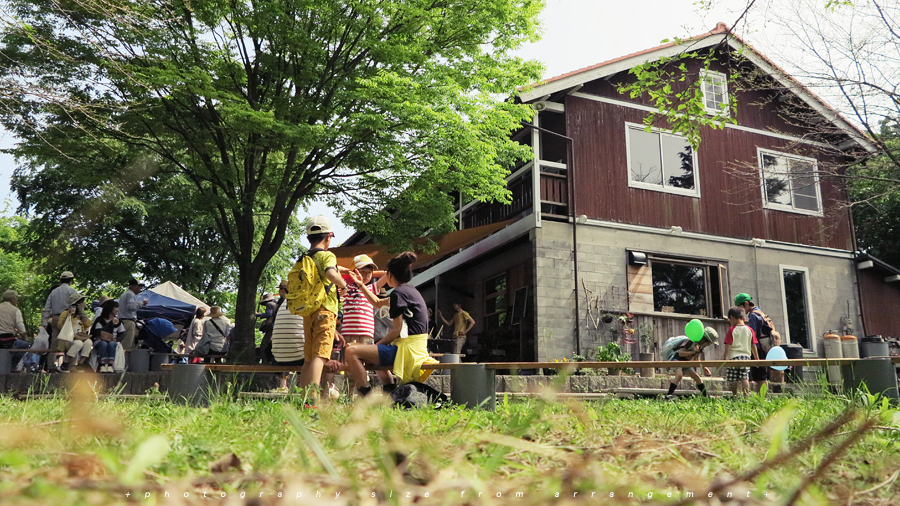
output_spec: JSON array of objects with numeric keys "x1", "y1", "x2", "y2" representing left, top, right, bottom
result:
[{"x1": 285, "y1": 249, "x2": 327, "y2": 317}]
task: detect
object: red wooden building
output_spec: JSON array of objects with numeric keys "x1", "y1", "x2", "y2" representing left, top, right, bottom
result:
[{"x1": 337, "y1": 23, "x2": 900, "y2": 364}]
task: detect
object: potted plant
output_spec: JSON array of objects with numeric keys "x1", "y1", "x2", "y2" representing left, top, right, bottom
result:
[
  {"x1": 637, "y1": 322, "x2": 655, "y2": 378},
  {"x1": 596, "y1": 342, "x2": 630, "y2": 375}
]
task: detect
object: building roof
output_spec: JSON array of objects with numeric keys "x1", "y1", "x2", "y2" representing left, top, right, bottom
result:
[{"x1": 519, "y1": 22, "x2": 876, "y2": 153}]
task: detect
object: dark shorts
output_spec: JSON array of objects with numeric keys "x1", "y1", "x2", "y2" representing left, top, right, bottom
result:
[
  {"x1": 377, "y1": 344, "x2": 398, "y2": 367},
  {"x1": 750, "y1": 343, "x2": 769, "y2": 381},
  {"x1": 673, "y1": 356, "x2": 696, "y2": 374},
  {"x1": 750, "y1": 366, "x2": 769, "y2": 382}
]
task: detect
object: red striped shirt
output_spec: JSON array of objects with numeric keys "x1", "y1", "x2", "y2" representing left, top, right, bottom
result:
[{"x1": 341, "y1": 282, "x2": 376, "y2": 337}]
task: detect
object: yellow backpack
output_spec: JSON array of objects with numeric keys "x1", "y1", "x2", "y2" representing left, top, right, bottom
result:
[{"x1": 285, "y1": 249, "x2": 328, "y2": 317}]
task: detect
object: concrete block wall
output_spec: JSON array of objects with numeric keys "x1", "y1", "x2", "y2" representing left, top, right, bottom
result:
[{"x1": 534, "y1": 221, "x2": 862, "y2": 361}]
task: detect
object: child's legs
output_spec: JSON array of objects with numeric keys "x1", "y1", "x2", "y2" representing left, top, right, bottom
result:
[
  {"x1": 686, "y1": 370, "x2": 703, "y2": 385},
  {"x1": 741, "y1": 379, "x2": 751, "y2": 393},
  {"x1": 300, "y1": 357, "x2": 326, "y2": 389},
  {"x1": 300, "y1": 308, "x2": 336, "y2": 388},
  {"x1": 345, "y1": 345, "x2": 381, "y2": 387},
  {"x1": 672, "y1": 367, "x2": 684, "y2": 383},
  {"x1": 376, "y1": 369, "x2": 394, "y2": 385}
]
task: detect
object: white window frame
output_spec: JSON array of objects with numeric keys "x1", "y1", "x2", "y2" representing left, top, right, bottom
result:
[
  {"x1": 757, "y1": 148, "x2": 823, "y2": 216},
  {"x1": 778, "y1": 265, "x2": 817, "y2": 354},
  {"x1": 624, "y1": 122, "x2": 701, "y2": 198},
  {"x1": 700, "y1": 69, "x2": 730, "y2": 116}
]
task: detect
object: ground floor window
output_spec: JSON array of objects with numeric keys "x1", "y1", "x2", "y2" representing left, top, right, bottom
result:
[
  {"x1": 484, "y1": 273, "x2": 508, "y2": 330},
  {"x1": 780, "y1": 265, "x2": 814, "y2": 350},
  {"x1": 628, "y1": 251, "x2": 729, "y2": 318}
]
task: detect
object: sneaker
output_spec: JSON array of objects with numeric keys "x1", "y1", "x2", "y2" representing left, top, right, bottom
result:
[
  {"x1": 101, "y1": 365, "x2": 111, "y2": 373},
  {"x1": 58, "y1": 363, "x2": 70, "y2": 373},
  {"x1": 664, "y1": 394, "x2": 676, "y2": 401}
]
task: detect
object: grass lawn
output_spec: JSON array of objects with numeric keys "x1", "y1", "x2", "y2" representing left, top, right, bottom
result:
[{"x1": 0, "y1": 376, "x2": 899, "y2": 505}]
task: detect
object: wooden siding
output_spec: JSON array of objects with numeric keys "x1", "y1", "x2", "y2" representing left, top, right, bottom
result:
[
  {"x1": 564, "y1": 94, "x2": 854, "y2": 250},
  {"x1": 857, "y1": 269, "x2": 900, "y2": 338},
  {"x1": 577, "y1": 52, "x2": 820, "y2": 138}
]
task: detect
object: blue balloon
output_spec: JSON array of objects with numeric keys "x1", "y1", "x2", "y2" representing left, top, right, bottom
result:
[{"x1": 766, "y1": 346, "x2": 788, "y2": 370}]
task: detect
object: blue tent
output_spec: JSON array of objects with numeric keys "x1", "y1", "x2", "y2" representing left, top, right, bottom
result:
[{"x1": 137, "y1": 290, "x2": 196, "y2": 325}]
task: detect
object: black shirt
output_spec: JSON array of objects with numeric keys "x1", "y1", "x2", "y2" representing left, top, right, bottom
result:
[{"x1": 389, "y1": 284, "x2": 428, "y2": 336}]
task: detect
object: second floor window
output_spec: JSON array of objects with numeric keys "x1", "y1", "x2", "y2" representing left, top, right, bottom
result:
[
  {"x1": 758, "y1": 148, "x2": 822, "y2": 215},
  {"x1": 700, "y1": 70, "x2": 729, "y2": 116},
  {"x1": 626, "y1": 123, "x2": 699, "y2": 197}
]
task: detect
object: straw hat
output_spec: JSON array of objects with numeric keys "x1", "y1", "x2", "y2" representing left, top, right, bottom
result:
[
  {"x1": 207, "y1": 306, "x2": 225, "y2": 319},
  {"x1": 353, "y1": 254, "x2": 378, "y2": 270}
]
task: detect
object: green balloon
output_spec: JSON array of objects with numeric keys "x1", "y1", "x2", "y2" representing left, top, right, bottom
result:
[{"x1": 685, "y1": 319, "x2": 705, "y2": 342}]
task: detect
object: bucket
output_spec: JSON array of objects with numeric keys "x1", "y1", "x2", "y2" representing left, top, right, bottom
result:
[
  {"x1": 823, "y1": 331, "x2": 843, "y2": 383},
  {"x1": 128, "y1": 348, "x2": 150, "y2": 372},
  {"x1": 150, "y1": 352, "x2": 170, "y2": 371},
  {"x1": 841, "y1": 335, "x2": 859, "y2": 359},
  {"x1": 860, "y1": 335, "x2": 890, "y2": 358}
]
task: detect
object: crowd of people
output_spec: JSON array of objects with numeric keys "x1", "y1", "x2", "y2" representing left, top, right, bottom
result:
[
  {"x1": 3, "y1": 214, "x2": 785, "y2": 401},
  {"x1": 0, "y1": 215, "x2": 449, "y2": 402}
]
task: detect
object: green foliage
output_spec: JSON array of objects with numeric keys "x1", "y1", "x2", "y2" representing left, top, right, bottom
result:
[
  {"x1": 0, "y1": 394, "x2": 898, "y2": 503},
  {"x1": 0, "y1": 0, "x2": 544, "y2": 358},
  {"x1": 618, "y1": 48, "x2": 737, "y2": 149},
  {"x1": 0, "y1": 215, "x2": 49, "y2": 332},
  {"x1": 849, "y1": 126, "x2": 900, "y2": 267},
  {"x1": 596, "y1": 341, "x2": 630, "y2": 362}
]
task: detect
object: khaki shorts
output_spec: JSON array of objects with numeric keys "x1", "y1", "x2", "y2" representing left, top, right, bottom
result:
[{"x1": 304, "y1": 307, "x2": 337, "y2": 361}]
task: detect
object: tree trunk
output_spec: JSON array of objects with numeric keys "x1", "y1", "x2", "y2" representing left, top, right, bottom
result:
[{"x1": 232, "y1": 273, "x2": 263, "y2": 364}]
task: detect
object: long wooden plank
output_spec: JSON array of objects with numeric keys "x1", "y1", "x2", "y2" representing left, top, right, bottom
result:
[
  {"x1": 158, "y1": 357, "x2": 900, "y2": 373},
  {"x1": 482, "y1": 358, "x2": 900, "y2": 369}
]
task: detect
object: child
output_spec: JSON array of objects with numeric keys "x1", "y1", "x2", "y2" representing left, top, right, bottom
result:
[
  {"x1": 344, "y1": 252, "x2": 438, "y2": 397},
  {"x1": 339, "y1": 254, "x2": 389, "y2": 345},
  {"x1": 298, "y1": 216, "x2": 348, "y2": 392},
  {"x1": 723, "y1": 306, "x2": 759, "y2": 396},
  {"x1": 664, "y1": 327, "x2": 719, "y2": 398}
]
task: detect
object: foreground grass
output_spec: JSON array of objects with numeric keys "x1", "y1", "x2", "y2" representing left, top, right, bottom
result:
[{"x1": 0, "y1": 381, "x2": 899, "y2": 505}]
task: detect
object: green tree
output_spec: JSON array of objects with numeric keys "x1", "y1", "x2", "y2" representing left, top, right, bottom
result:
[
  {"x1": 0, "y1": 0, "x2": 543, "y2": 360},
  {"x1": 0, "y1": 215, "x2": 48, "y2": 332}
]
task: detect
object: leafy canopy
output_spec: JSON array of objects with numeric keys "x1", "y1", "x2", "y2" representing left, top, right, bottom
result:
[{"x1": 0, "y1": 0, "x2": 545, "y2": 358}]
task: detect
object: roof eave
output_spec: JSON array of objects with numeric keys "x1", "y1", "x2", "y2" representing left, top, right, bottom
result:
[{"x1": 518, "y1": 33, "x2": 727, "y2": 103}]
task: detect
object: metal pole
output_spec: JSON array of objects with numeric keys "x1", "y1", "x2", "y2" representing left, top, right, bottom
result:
[{"x1": 522, "y1": 122, "x2": 580, "y2": 356}]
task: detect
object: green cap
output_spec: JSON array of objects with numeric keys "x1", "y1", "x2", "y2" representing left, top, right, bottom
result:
[{"x1": 734, "y1": 293, "x2": 752, "y2": 305}]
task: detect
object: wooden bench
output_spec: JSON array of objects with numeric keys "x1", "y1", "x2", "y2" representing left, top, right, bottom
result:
[{"x1": 152, "y1": 356, "x2": 900, "y2": 409}]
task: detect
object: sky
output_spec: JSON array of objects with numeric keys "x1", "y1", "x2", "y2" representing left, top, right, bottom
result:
[{"x1": 0, "y1": 0, "x2": 758, "y2": 244}]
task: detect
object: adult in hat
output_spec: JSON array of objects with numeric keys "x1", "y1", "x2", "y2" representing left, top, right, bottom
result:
[
  {"x1": 53, "y1": 291, "x2": 93, "y2": 372},
  {"x1": 42, "y1": 271, "x2": 78, "y2": 341},
  {"x1": 663, "y1": 326, "x2": 719, "y2": 399},
  {"x1": 0, "y1": 289, "x2": 31, "y2": 366},
  {"x1": 193, "y1": 306, "x2": 232, "y2": 358},
  {"x1": 118, "y1": 277, "x2": 148, "y2": 351}
]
